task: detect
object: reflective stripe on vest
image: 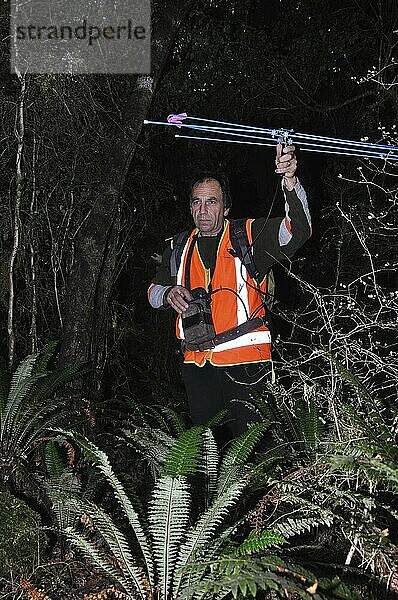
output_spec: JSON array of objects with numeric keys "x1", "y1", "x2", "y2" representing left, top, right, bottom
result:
[{"x1": 176, "y1": 220, "x2": 272, "y2": 366}]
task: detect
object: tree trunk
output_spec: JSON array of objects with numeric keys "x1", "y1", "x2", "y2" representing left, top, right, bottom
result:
[{"x1": 58, "y1": 1, "x2": 196, "y2": 394}]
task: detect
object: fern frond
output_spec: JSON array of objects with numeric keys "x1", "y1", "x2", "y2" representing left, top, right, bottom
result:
[
  {"x1": 178, "y1": 555, "x2": 359, "y2": 600},
  {"x1": 206, "y1": 409, "x2": 229, "y2": 429},
  {"x1": 324, "y1": 351, "x2": 374, "y2": 403},
  {"x1": 173, "y1": 480, "x2": 246, "y2": 598},
  {"x1": 121, "y1": 427, "x2": 175, "y2": 478},
  {"x1": 1, "y1": 354, "x2": 40, "y2": 441},
  {"x1": 259, "y1": 479, "x2": 337, "y2": 539},
  {"x1": 33, "y1": 341, "x2": 58, "y2": 375},
  {"x1": 72, "y1": 433, "x2": 155, "y2": 587},
  {"x1": 203, "y1": 513, "x2": 253, "y2": 565},
  {"x1": 31, "y1": 363, "x2": 87, "y2": 404},
  {"x1": 2, "y1": 383, "x2": 45, "y2": 451},
  {"x1": 201, "y1": 428, "x2": 219, "y2": 506},
  {"x1": 331, "y1": 453, "x2": 398, "y2": 493},
  {"x1": 217, "y1": 423, "x2": 267, "y2": 495},
  {"x1": 63, "y1": 527, "x2": 137, "y2": 597},
  {"x1": 70, "y1": 496, "x2": 150, "y2": 598},
  {"x1": 294, "y1": 391, "x2": 324, "y2": 454},
  {"x1": 8, "y1": 403, "x2": 72, "y2": 460},
  {"x1": 258, "y1": 389, "x2": 299, "y2": 444},
  {"x1": 8, "y1": 354, "x2": 37, "y2": 399},
  {"x1": 82, "y1": 465, "x2": 104, "y2": 502},
  {"x1": 144, "y1": 405, "x2": 171, "y2": 431},
  {"x1": 156, "y1": 405, "x2": 186, "y2": 436},
  {"x1": 0, "y1": 350, "x2": 82, "y2": 460},
  {"x1": 45, "y1": 470, "x2": 83, "y2": 529},
  {"x1": 275, "y1": 512, "x2": 335, "y2": 539},
  {"x1": 149, "y1": 475, "x2": 191, "y2": 600},
  {"x1": 237, "y1": 529, "x2": 287, "y2": 555},
  {"x1": 44, "y1": 441, "x2": 66, "y2": 479},
  {"x1": 164, "y1": 427, "x2": 203, "y2": 477},
  {"x1": 340, "y1": 401, "x2": 398, "y2": 462}
]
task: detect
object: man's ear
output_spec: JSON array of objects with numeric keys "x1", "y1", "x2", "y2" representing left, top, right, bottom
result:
[{"x1": 224, "y1": 207, "x2": 230, "y2": 217}]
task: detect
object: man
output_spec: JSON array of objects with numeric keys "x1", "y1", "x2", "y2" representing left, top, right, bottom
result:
[{"x1": 148, "y1": 144, "x2": 311, "y2": 435}]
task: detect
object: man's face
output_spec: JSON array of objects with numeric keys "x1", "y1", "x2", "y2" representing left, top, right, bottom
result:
[{"x1": 190, "y1": 179, "x2": 229, "y2": 237}]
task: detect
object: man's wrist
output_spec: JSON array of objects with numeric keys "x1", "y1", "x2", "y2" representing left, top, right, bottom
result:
[
  {"x1": 283, "y1": 175, "x2": 297, "y2": 191},
  {"x1": 162, "y1": 286, "x2": 173, "y2": 307}
]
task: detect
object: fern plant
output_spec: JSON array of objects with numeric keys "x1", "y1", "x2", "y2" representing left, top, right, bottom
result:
[
  {"x1": 49, "y1": 421, "x2": 369, "y2": 599},
  {"x1": 180, "y1": 554, "x2": 359, "y2": 599},
  {"x1": 47, "y1": 423, "x2": 282, "y2": 599},
  {"x1": 249, "y1": 352, "x2": 398, "y2": 597},
  {"x1": 0, "y1": 342, "x2": 85, "y2": 482},
  {"x1": 254, "y1": 380, "x2": 329, "y2": 464}
]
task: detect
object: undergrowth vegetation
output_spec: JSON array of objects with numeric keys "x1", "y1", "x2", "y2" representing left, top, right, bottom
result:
[{"x1": 0, "y1": 325, "x2": 397, "y2": 598}]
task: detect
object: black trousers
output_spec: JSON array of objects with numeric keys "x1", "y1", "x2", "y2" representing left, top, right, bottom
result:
[{"x1": 182, "y1": 361, "x2": 271, "y2": 437}]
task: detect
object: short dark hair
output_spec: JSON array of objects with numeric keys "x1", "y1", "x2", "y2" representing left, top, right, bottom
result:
[{"x1": 189, "y1": 171, "x2": 232, "y2": 210}]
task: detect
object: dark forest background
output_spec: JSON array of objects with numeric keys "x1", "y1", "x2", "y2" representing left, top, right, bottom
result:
[{"x1": 0, "y1": 0, "x2": 397, "y2": 597}]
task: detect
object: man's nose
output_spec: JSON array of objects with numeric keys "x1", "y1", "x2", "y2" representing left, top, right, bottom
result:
[{"x1": 199, "y1": 201, "x2": 208, "y2": 213}]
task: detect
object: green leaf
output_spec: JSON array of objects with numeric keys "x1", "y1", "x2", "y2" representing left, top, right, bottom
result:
[
  {"x1": 33, "y1": 341, "x2": 58, "y2": 375},
  {"x1": 1, "y1": 354, "x2": 39, "y2": 441},
  {"x1": 164, "y1": 426, "x2": 203, "y2": 477},
  {"x1": 239, "y1": 580, "x2": 247, "y2": 596},
  {"x1": 149, "y1": 475, "x2": 191, "y2": 600},
  {"x1": 218, "y1": 422, "x2": 267, "y2": 494},
  {"x1": 201, "y1": 428, "x2": 220, "y2": 506},
  {"x1": 238, "y1": 529, "x2": 287, "y2": 555},
  {"x1": 248, "y1": 579, "x2": 257, "y2": 596},
  {"x1": 44, "y1": 441, "x2": 66, "y2": 479}
]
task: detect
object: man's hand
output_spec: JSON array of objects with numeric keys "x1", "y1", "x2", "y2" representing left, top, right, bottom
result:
[
  {"x1": 165, "y1": 285, "x2": 193, "y2": 313},
  {"x1": 275, "y1": 143, "x2": 297, "y2": 190}
]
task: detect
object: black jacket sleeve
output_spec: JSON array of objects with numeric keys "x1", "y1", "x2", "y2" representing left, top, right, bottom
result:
[{"x1": 252, "y1": 179, "x2": 311, "y2": 279}]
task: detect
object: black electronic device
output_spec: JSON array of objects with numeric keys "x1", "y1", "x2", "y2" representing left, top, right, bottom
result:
[{"x1": 181, "y1": 287, "x2": 215, "y2": 347}]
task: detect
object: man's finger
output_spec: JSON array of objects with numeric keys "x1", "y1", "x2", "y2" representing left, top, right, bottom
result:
[
  {"x1": 169, "y1": 296, "x2": 188, "y2": 313},
  {"x1": 276, "y1": 143, "x2": 282, "y2": 158},
  {"x1": 283, "y1": 144, "x2": 295, "y2": 154},
  {"x1": 279, "y1": 153, "x2": 295, "y2": 163},
  {"x1": 166, "y1": 285, "x2": 192, "y2": 313},
  {"x1": 179, "y1": 288, "x2": 193, "y2": 302}
]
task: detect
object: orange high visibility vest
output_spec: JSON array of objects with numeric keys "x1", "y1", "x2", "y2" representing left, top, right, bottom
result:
[{"x1": 176, "y1": 220, "x2": 272, "y2": 367}]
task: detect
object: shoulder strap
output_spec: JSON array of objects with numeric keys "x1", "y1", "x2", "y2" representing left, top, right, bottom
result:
[
  {"x1": 170, "y1": 230, "x2": 190, "y2": 278},
  {"x1": 230, "y1": 219, "x2": 275, "y2": 312},
  {"x1": 229, "y1": 219, "x2": 261, "y2": 282},
  {"x1": 183, "y1": 234, "x2": 199, "y2": 291}
]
